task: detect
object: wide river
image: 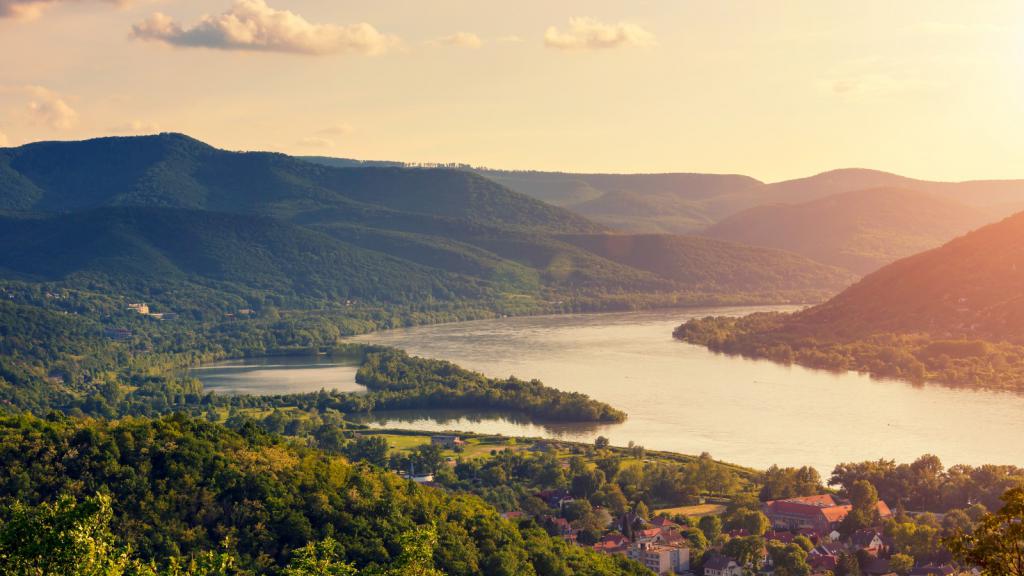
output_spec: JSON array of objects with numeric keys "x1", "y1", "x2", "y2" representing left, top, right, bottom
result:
[{"x1": 197, "y1": 306, "x2": 1024, "y2": 472}]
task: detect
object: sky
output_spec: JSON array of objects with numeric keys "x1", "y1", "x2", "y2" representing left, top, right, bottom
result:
[{"x1": 1, "y1": 0, "x2": 1022, "y2": 182}]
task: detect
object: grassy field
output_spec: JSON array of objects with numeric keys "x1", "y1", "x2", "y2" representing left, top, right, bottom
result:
[
  {"x1": 654, "y1": 503, "x2": 727, "y2": 518},
  {"x1": 365, "y1": 432, "x2": 531, "y2": 459}
]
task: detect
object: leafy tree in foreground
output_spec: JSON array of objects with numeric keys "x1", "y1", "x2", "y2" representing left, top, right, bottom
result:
[
  {"x1": 948, "y1": 487, "x2": 1024, "y2": 575},
  {"x1": 0, "y1": 493, "x2": 137, "y2": 576}
]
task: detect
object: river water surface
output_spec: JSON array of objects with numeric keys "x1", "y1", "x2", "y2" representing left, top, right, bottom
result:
[
  {"x1": 348, "y1": 306, "x2": 1024, "y2": 472},
  {"x1": 195, "y1": 306, "x2": 1024, "y2": 472}
]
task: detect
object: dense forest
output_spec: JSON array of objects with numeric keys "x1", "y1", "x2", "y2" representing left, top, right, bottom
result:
[{"x1": 0, "y1": 413, "x2": 651, "y2": 575}]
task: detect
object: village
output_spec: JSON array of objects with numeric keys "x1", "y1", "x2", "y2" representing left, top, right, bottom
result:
[{"x1": 391, "y1": 432, "x2": 974, "y2": 576}]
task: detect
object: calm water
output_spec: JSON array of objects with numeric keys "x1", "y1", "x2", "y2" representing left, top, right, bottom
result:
[
  {"x1": 193, "y1": 356, "x2": 364, "y2": 396},
  {"x1": 347, "y1": 306, "x2": 1024, "y2": 472}
]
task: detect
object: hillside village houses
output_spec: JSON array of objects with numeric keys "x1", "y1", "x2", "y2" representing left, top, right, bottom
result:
[
  {"x1": 573, "y1": 491, "x2": 966, "y2": 575},
  {"x1": 761, "y1": 494, "x2": 893, "y2": 533}
]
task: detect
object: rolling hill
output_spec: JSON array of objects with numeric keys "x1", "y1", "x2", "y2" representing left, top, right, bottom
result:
[
  {"x1": 477, "y1": 167, "x2": 1024, "y2": 240},
  {"x1": 792, "y1": 210, "x2": 1024, "y2": 343},
  {"x1": 0, "y1": 134, "x2": 853, "y2": 312},
  {"x1": 676, "y1": 210, "x2": 1024, "y2": 388},
  {"x1": 741, "y1": 168, "x2": 1024, "y2": 214},
  {"x1": 475, "y1": 170, "x2": 764, "y2": 233},
  {"x1": 0, "y1": 133, "x2": 600, "y2": 233},
  {"x1": 702, "y1": 188, "x2": 992, "y2": 273},
  {"x1": 558, "y1": 233, "x2": 854, "y2": 294},
  {"x1": 0, "y1": 207, "x2": 491, "y2": 306}
]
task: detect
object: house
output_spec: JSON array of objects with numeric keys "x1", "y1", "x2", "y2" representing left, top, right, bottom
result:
[
  {"x1": 851, "y1": 529, "x2": 885, "y2": 552},
  {"x1": 430, "y1": 435, "x2": 465, "y2": 449},
  {"x1": 128, "y1": 303, "x2": 149, "y2": 315},
  {"x1": 635, "y1": 528, "x2": 664, "y2": 544},
  {"x1": 762, "y1": 494, "x2": 892, "y2": 534},
  {"x1": 594, "y1": 533, "x2": 629, "y2": 555},
  {"x1": 628, "y1": 541, "x2": 690, "y2": 575},
  {"x1": 703, "y1": 554, "x2": 743, "y2": 576},
  {"x1": 537, "y1": 489, "x2": 574, "y2": 509},
  {"x1": 500, "y1": 511, "x2": 524, "y2": 521},
  {"x1": 545, "y1": 516, "x2": 574, "y2": 538},
  {"x1": 650, "y1": 516, "x2": 681, "y2": 530}
]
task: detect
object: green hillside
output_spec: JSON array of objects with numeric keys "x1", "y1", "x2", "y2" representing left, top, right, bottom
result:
[
  {"x1": 0, "y1": 413, "x2": 650, "y2": 575},
  {"x1": 0, "y1": 135, "x2": 851, "y2": 310},
  {"x1": 0, "y1": 133, "x2": 599, "y2": 233},
  {"x1": 702, "y1": 188, "x2": 992, "y2": 273},
  {"x1": 477, "y1": 170, "x2": 764, "y2": 233},
  {"x1": 675, "y1": 210, "x2": 1024, "y2": 389},
  {"x1": 0, "y1": 207, "x2": 490, "y2": 308},
  {"x1": 558, "y1": 233, "x2": 855, "y2": 295},
  {"x1": 794, "y1": 210, "x2": 1024, "y2": 342}
]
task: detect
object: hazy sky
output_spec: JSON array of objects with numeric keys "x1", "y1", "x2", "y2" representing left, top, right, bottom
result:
[{"x1": 1, "y1": 0, "x2": 1022, "y2": 181}]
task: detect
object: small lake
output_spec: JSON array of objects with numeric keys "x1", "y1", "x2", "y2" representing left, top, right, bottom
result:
[
  {"x1": 347, "y1": 306, "x2": 1024, "y2": 473},
  {"x1": 193, "y1": 356, "x2": 364, "y2": 396}
]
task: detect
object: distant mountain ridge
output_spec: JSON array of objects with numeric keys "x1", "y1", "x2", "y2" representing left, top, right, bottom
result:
[
  {"x1": 0, "y1": 134, "x2": 853, "y2": 313},
  {"x1": 702, "y1": 187, "x2": 992, "y2": 273}
]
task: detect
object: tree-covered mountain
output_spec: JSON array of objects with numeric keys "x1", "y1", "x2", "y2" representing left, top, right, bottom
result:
[
  {"x1": 0, "y1": 133, "x2": 598, "y2": 233},
  {"x1": 475, "y1": 170, "x2": 764, "y2": 233},
  {"x1": 675, "y1": 210, "x2": 1024, "y2": 389},
  {"x1": 793, "y1": 210, "x2": 1024, "y2": 342},
  {"x1": 701, "y1": 188, "x2": 991, "y2": 273},
  {"x1": 0, "y1": 207, "x2": 490, "y2": 307},
  {"x1": 0, "y1": 134, "x2": 851, "y2": 310},
  {"x1": 557, "y1": 233, "x2": 854, "y2": 294}
]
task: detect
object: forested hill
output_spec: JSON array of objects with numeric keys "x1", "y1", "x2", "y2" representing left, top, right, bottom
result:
[
  {"x1": 702, "y1": 188, "x2": 991, "y2": 274},
  {"x1": 675, "y1": 210, "x2": 1024, "y2": 389},
  {"x1": 0, "y1": 413, "x2": 650, "y2": 575},
  {"x1": 793, "y1": 210, "x2": 1024, "y2": 342},
  {"x1": 0, "y1": 207, "x2": 491, "y2": 307},
  {"x1": 476, "y1": 170, "x2": 764, "y2": 233},
  {"x1": 557, "y1": 233, "x2": 854, "y2": 294},
  {"x1": 0, "y1": 134, "x2": 853, "y2": 311},
  {"x1": 0, "y1": 133, "x2": 599, "y2": 233}
]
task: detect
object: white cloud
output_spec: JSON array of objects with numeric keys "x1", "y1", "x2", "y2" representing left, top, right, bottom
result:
[
  {"x1": 0, "y1": 0, "x2": 126, "y2": 20},
  {"x1": 25, "y1": 86, "x2": 77, "y2": 130},
  {"x1": 297, "y1": 136, "x2": 334, "y2": 148},
  {"x1": 131, "y1": 0, "x2": 399, "y2": 56},
  {"x1": 544, "y1": 17, "x2": 655, "y2": 51},
  {"x1": 431, "y1": 31, "x2": 482, "y2": 49},
  {"x1": 111, "y1": 119, "x2": 161, "y2": 134}
]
